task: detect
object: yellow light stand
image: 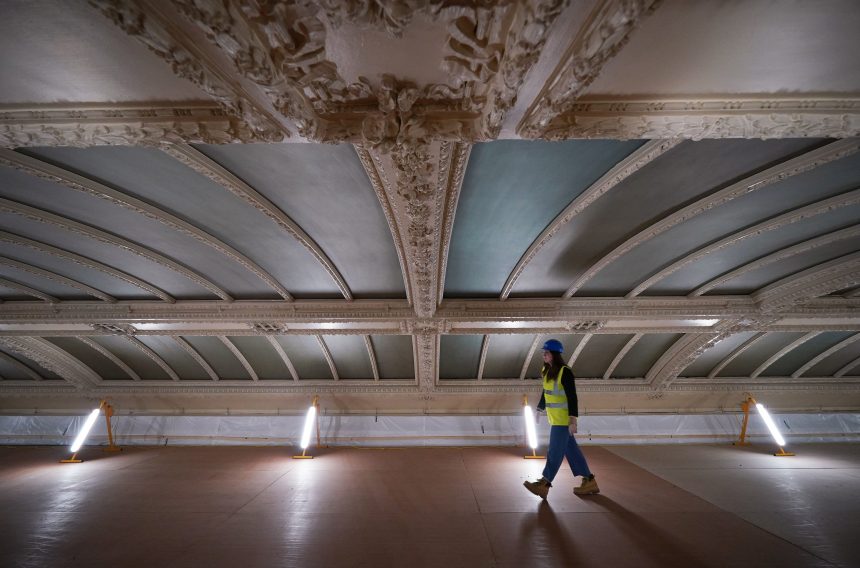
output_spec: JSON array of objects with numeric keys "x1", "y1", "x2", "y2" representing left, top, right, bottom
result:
[
  {"x1": 293, "y1": 395, "x2": 320, "y2": 459},
  {"x1": 61, "y1": 399, "x2": 122, "y2": 463},
  {"x1": 734, "y1": 394, "x2": 795, "y2": 457}
]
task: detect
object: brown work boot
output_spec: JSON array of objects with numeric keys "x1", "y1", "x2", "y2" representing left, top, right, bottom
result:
[
  {"x1": 574, "y1": 475, "x2": 599, "y2": 496},
  {"x1": 523, "y1": 477, "x2": 551, "y2": 499}
]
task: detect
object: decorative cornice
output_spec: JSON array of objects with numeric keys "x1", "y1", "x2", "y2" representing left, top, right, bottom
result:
[
  {"x1": 0, "y1": 149, "x2": 293, "y2": 300},
  {"x1": 565, "y1": 139, "x2": 860, "y2": 297},
  {"x1": 518, "y1": 0, "x2": 662, "y2": 138},
  {"x1": 755, "y1": 252, "x2": 860, "y2": 313},
  {"x1": 161, "y1": 143, "x2": 353, "y2": 300},
  {"x1": 628, "y1": 187, "x2": 860, "y2": 297},
  {"x1": 0, "y1": 230, "x2": 173, "y2": 303},
  {"x1": 436, "y1": 143, "x2": 471, "y2": 305},
  {"x1": 0, "y1": 256, "x2": 116, "y2": 303},
  {"x1": 0, "y1": 337, "x2": 100, "y2": 389},
  {"x1": 501, "y1": 139, "x2": 681, "y2": 298},
  {"x1": 544, "y1": 97, "x2": 860, "y2": 140},
  {"x1": 0, "y1": 103, "x2": 263, "y2": 148},
  {"x1": 0, "y1": 197, "x2": 232, "y2": 301},
  {"x1": 88, "y1": 0, "x2": 288, "y2": 142}
]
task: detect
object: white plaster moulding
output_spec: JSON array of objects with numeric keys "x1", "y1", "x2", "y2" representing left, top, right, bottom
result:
[
  {"x1": 0, "y1": 256, "x2": 116, "y2": 303},
  {"x1": 0, "y1": 277, "x2": 58, "y2": 303},
  {"x1": 543, "y1": 97, "x2": 860, "y2": 140}
]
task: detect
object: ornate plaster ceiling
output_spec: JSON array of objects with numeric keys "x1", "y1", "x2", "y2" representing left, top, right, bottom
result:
[{"x1": 0, "y1": 0, "x2": 858, "y2": 415}]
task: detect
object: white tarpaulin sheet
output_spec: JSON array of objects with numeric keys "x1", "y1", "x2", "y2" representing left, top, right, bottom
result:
[{"x1": 0, "y1": 412, "x2": 858, "y2": 447}]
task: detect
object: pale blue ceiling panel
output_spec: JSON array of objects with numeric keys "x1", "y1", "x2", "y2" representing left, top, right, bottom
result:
[
  {"x1": 196, "y1": 143, "x2": 406, "y2": 299},
  {"x1": 370, "y1": 335, "x2": 414, "y2": 379},
  {"x1": 445, "y1": 139, "x2": 645, "y2": 297},
  {"x1": 572, "y1": 334, "x2": 633, "y2": 378},
  {"x1": 680, "y1": 331, "x2": 758, "y2": 378},
  {"x1": 718, "y1": 332, "x2": 804, "y2": 377},
  {"x1": 439, "y1": 335, "x2": 483, "y2": 379},
  {"x1": 612, "y1": 333, "x2": 682, "y2": 378},
  {"x1": 764, "y1": 332, "x2": 855, "y2": 377},
  {"x1": 513, "y1": 138, "x2": 822, "y2": 297},
  {"x1": 183, "y1": 336, "x2": 251, "y2": 380},
  {"x1": 322, "y1": 335, "x2": 374, "y2": 379},
  {"x1": 483, "y1": 334, "x2": 535, "y2": 379}
]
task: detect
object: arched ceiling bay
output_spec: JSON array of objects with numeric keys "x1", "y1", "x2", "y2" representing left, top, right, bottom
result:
[{"x1": 0, "y1": 0, "x2": 858, "y2": 415}]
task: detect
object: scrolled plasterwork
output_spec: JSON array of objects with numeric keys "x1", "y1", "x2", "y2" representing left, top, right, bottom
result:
[
  {"x1": 518, "y1": 0, "x2": 662, "y2": 138},
  {"x1": 88, "y1": 0, "x2": 287, "y2": 142},
  {"x1": 0, "y1": 104, "x2": 259, "y2": 148},
  {"x1": 545, "y1": 98, "x2": 860, "y2": 140}
]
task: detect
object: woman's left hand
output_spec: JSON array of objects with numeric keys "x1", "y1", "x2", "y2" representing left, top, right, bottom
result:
[{"x1": 568, "y1": 417, "x2": 577, "y2": 435}]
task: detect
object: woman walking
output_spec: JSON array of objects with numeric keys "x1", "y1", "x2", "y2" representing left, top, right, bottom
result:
[{"x1": 523, "y1": 339, "x2": 599, "y2": 499}]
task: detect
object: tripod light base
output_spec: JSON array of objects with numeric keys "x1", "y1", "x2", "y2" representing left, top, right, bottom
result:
[
  {"x1": 292, "y1": 455, "x2": 314, "y2": 459},
  {"x1": 60, "y1": 459, "x2": 82, "y2": 463},
  {"x1": 103, "y1": 447, "x2": 122, "y2": 453},
  {"x1": 524, "y1": 455, "x2": 545, "y2": 459},
  {"x1": 774, "y1": 448, "x2": 795, "y2": 457}
]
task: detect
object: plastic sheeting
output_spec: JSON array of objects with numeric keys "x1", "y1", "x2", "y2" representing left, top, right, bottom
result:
[{"x1": 0, "y1": 412, "x2": 857, "y2": 447}]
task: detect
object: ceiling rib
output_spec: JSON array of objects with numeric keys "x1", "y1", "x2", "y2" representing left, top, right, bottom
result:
[
  {"x1": 355, "y1": 146, "x2": 412, "y2": 306},
  {"x1": 707, "y1": 333, "x2": 768, "y2": 379},
  {"x1": 835, "y1": 354, "x2": 860, "y2": 378},
  {"x1": 265, "y1": 336, "x2": 299, "y2": 382},
  {"x1": 0, "y1": 337, "x2": 100, "y2": 388},
  {"x1": 0, "y1": 149, "x2": 293, "y2": 300},
  {"x1": 567, "y1": 334, "x2": 592, "y2": 367},
  {"x1": 218, "y1": 336, "x2": 258, "y2": 381},
  {"x1": 0, "y1": 231, "x2": 174, "y2": 302},
  {"x1": 0, "y1": 350, "x2": 42, "y2": 381},
  {"x1": 171, "y1": 336, "x2": 218, "y2": 381},
  {"x1": 78, "y1": 337, "x2": 141, "y2": 381},
  {"x1": 500, "y1": 139, "x2": 682, "y2": 299},
  {"x1": 792, "y1": 333, "x2": 860, "y2": 378},
  {"x1": 691, "y1": 224, "x2": 860, "y2": 297},
  {"x1": 364, "y1": 335, "x2": 380, "y2": 381},
  {"x1": 476, "y1": 335, "x2": 490, "y2": 380},
  {"x1": 754, "y1": 251, "x2": 860, "y2": 312},
  {"x1": 604, "y1": 333, "x2": 643, "y2": 379},
  {"x1": 0, "y1": 198, "x2": 233, "y2": 301},
  {"x1": 564, "y1": 139, "x2": 860, "y2": 298},
  {"x1": 628, "y1": 188, "x2": 860, "y2": 298},
  {"x1": 0, "y1": 256, "x2": 116, "y2": 302},
  {"x1": 121, "y1": 336, "x2": 180, "y2": 381},
  {"x1": 519, "y1": 335, "x2": 543, "y2": 380},
  {"x1": 436, "y1": 144, "x2": 471, "y2": 306},
  {"x1": 750, "y1": 332, "x2": 820, "y2": 378},
  {"x1": 316, "y1": 335, "x2": 339, "y2": 381},
  {"x1": 162, "y1": 144, "x2": 353, "y2": 300},
  {"x1": 0, "y1": 276, "x2": 58, "y2": 303}
]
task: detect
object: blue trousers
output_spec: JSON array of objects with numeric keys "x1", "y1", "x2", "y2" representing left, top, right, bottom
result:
[{"x1": 541, "y1": 425, "x2": 592, "y2": 482}]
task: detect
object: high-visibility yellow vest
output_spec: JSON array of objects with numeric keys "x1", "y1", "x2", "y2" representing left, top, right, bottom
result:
[{"x1": 542, "y1": 366, "x2": 570, "y2": 426}]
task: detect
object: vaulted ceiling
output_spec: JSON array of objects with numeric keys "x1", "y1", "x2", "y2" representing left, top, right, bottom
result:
[{"x1": 0, "y1": 0, "x2": 858, "y2": 415}]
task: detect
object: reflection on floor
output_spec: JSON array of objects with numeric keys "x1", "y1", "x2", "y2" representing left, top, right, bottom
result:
[{"x1": 0, "y1": 443, "x2": 856, "y2": 567}]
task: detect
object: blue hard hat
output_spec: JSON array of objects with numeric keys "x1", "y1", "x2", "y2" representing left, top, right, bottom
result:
[{"x1": 542, "y1": 339, "x2": 564, "y2": 353}]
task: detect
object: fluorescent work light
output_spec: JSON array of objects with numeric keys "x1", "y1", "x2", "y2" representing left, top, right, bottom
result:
[
  {"x1": 735, "y1": 394, "x2": 794, "y2": 457},
  {"x1": 522, "y1": 395, "x2": 544, "y2": 460},
  {"x1": 293, "y1": 396, "x2": 320, "y2": 459}
]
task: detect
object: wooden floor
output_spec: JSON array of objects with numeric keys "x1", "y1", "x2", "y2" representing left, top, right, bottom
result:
[{"x1": 1, "y1": 443, "x2": 856, "y2": 567}]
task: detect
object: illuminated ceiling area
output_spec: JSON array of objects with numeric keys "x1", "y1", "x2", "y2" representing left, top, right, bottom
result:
[{"x1": 0, "y1": 0, "x2": 858, "y2": 416}]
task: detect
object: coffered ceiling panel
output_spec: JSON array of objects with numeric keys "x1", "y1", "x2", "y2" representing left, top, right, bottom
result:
[
  {"x1": 571, "y1": 334, "x2": 633, "y2": 378},
  {"x1": 762, "y1": 331, "x2": 855, "y2": 378},
  {"x1": 680, "y1": 332, "x2": 759, "y2": 378},
  {"x1": 482, "y1": 334, "x2": 535, "y2": 380},
  {"x1": 370, "y1": 335, "x2": 415, "y2": 380},
  {"x1": 612, "y1": 333, "x2": 682, "y2": 379},
  {"x1": 718, "y1": 332, "x2": 806, "y2": 378},
  {"x1": 272, "y1": 336, "x2": 332, "y2": 381},
  {"x1": 439, "y1": 335, "x2": 483, "y2": 380}
]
